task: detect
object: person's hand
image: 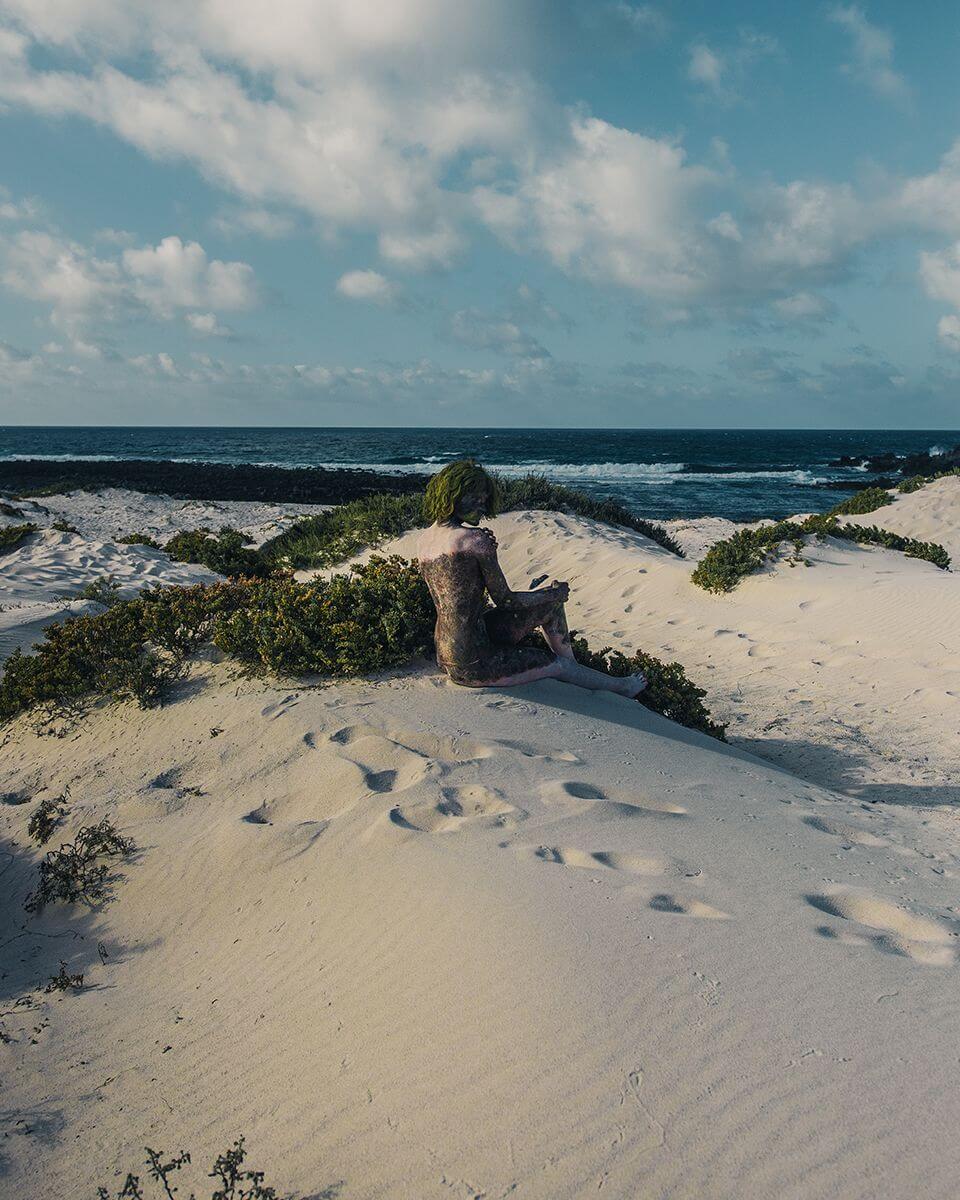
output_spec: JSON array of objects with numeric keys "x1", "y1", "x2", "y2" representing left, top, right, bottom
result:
[{"x1": 549, "y1": 579, "x2": 570, "y2": 602}]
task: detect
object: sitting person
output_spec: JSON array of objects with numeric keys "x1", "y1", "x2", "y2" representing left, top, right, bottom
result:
[{"x1": 416, "y1": 460, "x2": 647, "y2": 697}]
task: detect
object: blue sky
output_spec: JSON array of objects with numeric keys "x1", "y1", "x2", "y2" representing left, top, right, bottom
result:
[{"x1": 0, "y1": 0, "x2": 959, "y2": 427}]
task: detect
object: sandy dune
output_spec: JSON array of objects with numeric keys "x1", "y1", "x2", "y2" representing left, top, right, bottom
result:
[
  {"x1": 840, "y1": 474, "x2": 960, "y2": 564},
  {"x1": 2, "y1": 484, "x2": 959, "y2": 1198},
  {"x1": 2, "y1": 666, "x2": 958, "y2": 1200}
]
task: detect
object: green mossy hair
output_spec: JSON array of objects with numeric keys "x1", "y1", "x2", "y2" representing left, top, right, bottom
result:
[{"x1": 423, "y1": 460, "x2": 501, "y2": 523}]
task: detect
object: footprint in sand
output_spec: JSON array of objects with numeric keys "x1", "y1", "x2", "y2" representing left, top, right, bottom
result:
[
  {"x1": 490, "y1": 738, "x2": 580, "y2": 764},
  {"x1": 326, "y1": 725, "x2": 440, "y2": 794},
  {"x1": 328, "y1": 722, "x2": 492, "y2": 765},
  {"x1": 519, "y1": 845, "x2": 671, "y2": 875},
  {"x1": 802, "y1": 815, "x2": 888, "y2": 848},
  {"x1": 649, "y1": 893, "x2": 729, "y2": 920},
  {"x1": 391, "y1": 785, "x2": 525, "y2": 833},
  {"x1": 541, "y1": 779, "x2": 686, "y2": 819},
  {"x1": 807, "y1": 889, "x2": 956, "y2": 966},
  {"x1": 260, "y1": 694, "x2": 300, "y2": 719}
]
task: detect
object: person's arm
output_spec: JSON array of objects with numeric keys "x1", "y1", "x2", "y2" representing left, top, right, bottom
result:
[{"x1": 470, "y1": 529, "x2": 568, "y2": 608}]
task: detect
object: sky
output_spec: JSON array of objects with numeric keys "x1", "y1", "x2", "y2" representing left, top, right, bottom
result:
[{"x1": 0, "y1": 0, "x2": 959, "y2": 428}]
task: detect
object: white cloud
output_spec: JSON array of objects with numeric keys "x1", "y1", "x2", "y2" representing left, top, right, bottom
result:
[
  {"x1": 828, "y1": 5, "x2": 908, "y2": 102},
  {"x1": 122, "y1": 236, "x2": 256, "y2": 314},
  {"x1": 211, "y1": 207, "x2": 296, "y2": 239},
  {"x1": 505, "y1": 116, "x2": 714, "y2": 294},
  {"x1": 378, "y1": 226, "x2": 464, "y2": 271},
  {"x1": 772, "y1": 291, "x2": 835, "y2": 324},
  {"x1": 686, "y1": 30, "x2": 778, "y2": 103},
  {"x1": 186, "y1": 311, "x2": 232, "y2": 337},
  {"x1": 335, "y1": 268, "x2": 399, "y2": 305},
  {"x1": 937, "y1": 315, "x2": 960, "y2": 352},
  {"x1": 448, "y1": 308, "x2": 549, "y2": 359},
  {"x1": 0, "y1": 228, "x2": 257, "y2": 330},
  {"x1": 688, "y1": 43, "x2": 724, "y2": 91}
]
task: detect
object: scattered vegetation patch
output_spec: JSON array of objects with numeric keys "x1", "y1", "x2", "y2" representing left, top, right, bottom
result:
[
  {"x1": 896, "y1": 466, "x2": 960, "y2": 493},
  {"x1": 692, "y1": 514, "x2": 951, "y2": 594},
  {"x1": 74, "y1": 575, "x2": 123, "y2": 607},
  {"x1": 165, "y1": 526, "x2": 273, "y2": 578},
  {"x1": 0, "y1": 500, "x2": 26, "y2": 517},
  {"x1": 262, "y1": 475, "x2": 682, "y2": 570},
  {"x1": 27, "y1": 788, "x2": 71, "y2": 845},
  {"x1": 117, "y1": 531, "x2": 162, "y2": 549},
  {"x1": 826, "y1": 487, "x2": 894, "y2": 516},
  {"x1": 571, "y1": 634, "x2": 726, "y2": 740},
  {"x1": 51, "y1": 518, "x2": 79, "y2": 533},
  {"x1": 25, "y1": 817, "x2": 134, "y2": 913},
  {"x1": 214, "y1": 556, "x2": 435, "y2": 676},
  {"x1": 98, "y1": 1137, "x2": 285, "y2": 1200},
  {"x1": 0, "y1": 560, "x2": 432, "y2": 720},
  {"x1": 0, "y1": 522, "x2": 38, "y2": 553},
  {"x1": 43, "y1": 961, "x2": 84, "y2": 993}
]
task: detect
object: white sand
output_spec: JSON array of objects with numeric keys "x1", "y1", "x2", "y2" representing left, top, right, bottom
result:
[
  {"x1": 1, "y1": 485, "x2": 959, "y2": 1198},
  {"x1": 839, "y1": 474, "x2": 960, "y2": 564},
  {"x1": 3, "y1": 486, "x2": 327, "y2": 547},
  {"x1": 0, "y1": 489, "x2": 326, "y2": 660}
]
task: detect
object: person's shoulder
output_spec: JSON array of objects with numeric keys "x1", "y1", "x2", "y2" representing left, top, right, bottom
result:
[{"x1": 456, "y1": 525, "x2": 498, "y2": 554}]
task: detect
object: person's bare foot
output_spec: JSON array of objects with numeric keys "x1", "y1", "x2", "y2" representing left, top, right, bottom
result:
[{"x1": 619, "y1": 672, "x2": 648, "y2": 698}]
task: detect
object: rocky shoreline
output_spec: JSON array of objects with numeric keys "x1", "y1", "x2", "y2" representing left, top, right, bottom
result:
[{"x1": 0, "y1": 457, "x2": 429, "y2": 503}]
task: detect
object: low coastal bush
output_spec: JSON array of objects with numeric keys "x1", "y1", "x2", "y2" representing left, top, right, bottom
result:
[
  {"x1": 571, "y1": 635, "x2": 727, "y2": 741},
  {"x1": 117, "y1": 531, "x2": 162, "y2": 548},
  {"x1": 496, "y1": 475, "x2": 684, "y2": 556},
  {"x1": 692, "y1": 514, "x2": 950, "y2": 593},
  {"x1": 25, "y1": 817, "x2": 134, "y2": 913},
  {"x1": 27, "y1": 788, "x2": 71, "y2": 845},
  {"x1": 0, "y1": 522, "x2": 38, "y2": 553},
  {"x1": 214, "y1": 557, "x2": 435, "y2": 676},
  {"x1": 262, "y1": 475, "x2": 682, "y2": 569},
  {"x1": 826, "y1": 487, "x2": 894, "y2": 516},
  {"x1": 0, "y1": 560, "x2": 432, "y2": 720},
  {"x1": 98, "y1": 1137, "x2": 283, "y2": 1200},
  {"x1": 896, "y1": 466, "x2": 960, "y2": 494},
  {"x1": 165, "y1": 526, "x2": 273, "y2": 578},
  {"x1": 262, "y1": 492, "x2": 424, "y2": 569}
]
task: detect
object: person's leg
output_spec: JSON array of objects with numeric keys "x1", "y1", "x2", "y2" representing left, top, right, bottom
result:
[
  {"x1": 461, "y1": 656, "x2": 646, "y2": 697},
  {"x1": 485, "y1": 597, "x2": 575, "y2": 660}
]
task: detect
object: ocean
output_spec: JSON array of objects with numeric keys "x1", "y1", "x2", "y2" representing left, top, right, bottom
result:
[{"x1": 2, "y1": 427, "x2": 957, "y2": 521}]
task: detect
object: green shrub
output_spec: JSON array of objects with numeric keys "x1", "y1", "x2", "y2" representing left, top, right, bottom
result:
[
  {"x1": 27, "y1": 788, "x2": 71, "y2": 845},
  {"x1": 98, "y1": 1137, "x2": 283, "y2": 1200},
  {"x1": 496, "y1": 474, "x2": 683, "y2": 555},
  {"x1": 0, "y1": 562, "x2": 432, "y2": 721},
  {"x1": 262, "y1": 475, "x2": 682, "y2": 570},
  {"x1": 25, "y1": 818, "x2": 134, "y2": 913},
  {"x1": 692, "y1": 513, "x2": 950, "y2": 594},
  {"x1": 262, "y1": 492, "x2": 426, "y2": 569},
  {"x1": 896, "y1": 466, "x2": 960, "y2": 494},
  {"x1": 831, "y1": 521, "x2": 952, "y2": 570},
  {"x1": 164, "y1": 526, "x2": 273, "y2": 578},
  {"x1": 51, "y1": 518, "x2": 79, "y2": 533},
  {"x1": 571, "y1": 634, "x2": 726, "y2": 740},
  {"x1": 0, "y1": 522, "x2": 38, "y2": 553},
  {"x1": 74, "y1": 575, "x2": 123, "y2": 607},
  {"x1": 117, "y1": 531, "x2": 162, "y2": 548},
  {"x1": 827, "y1": 487, "x2": 894, "y2": 516},
  {"x1": 215, "y1": 556, "x2": 435, "y2": 676}
]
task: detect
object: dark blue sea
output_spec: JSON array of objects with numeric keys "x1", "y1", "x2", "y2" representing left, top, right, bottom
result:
[{"x1": 2, "y1": 428, "x2": 957, "y2": 522}]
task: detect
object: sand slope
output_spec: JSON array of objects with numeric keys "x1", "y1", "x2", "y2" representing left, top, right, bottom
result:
[
  {"x1": 1, "y1": 667, "x2": 958, "y2": 1199},
  {"x1": 840, "y1": 475, "x2": 960, "y2": 564}
]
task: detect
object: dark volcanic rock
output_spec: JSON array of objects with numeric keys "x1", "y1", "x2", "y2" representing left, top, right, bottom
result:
[
  {"x1": 828, "y1": 443, "x2": 960, "y2": 476},
  {"x1": 0, "y1": 458, "x2": 430, "y2": 504}
]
